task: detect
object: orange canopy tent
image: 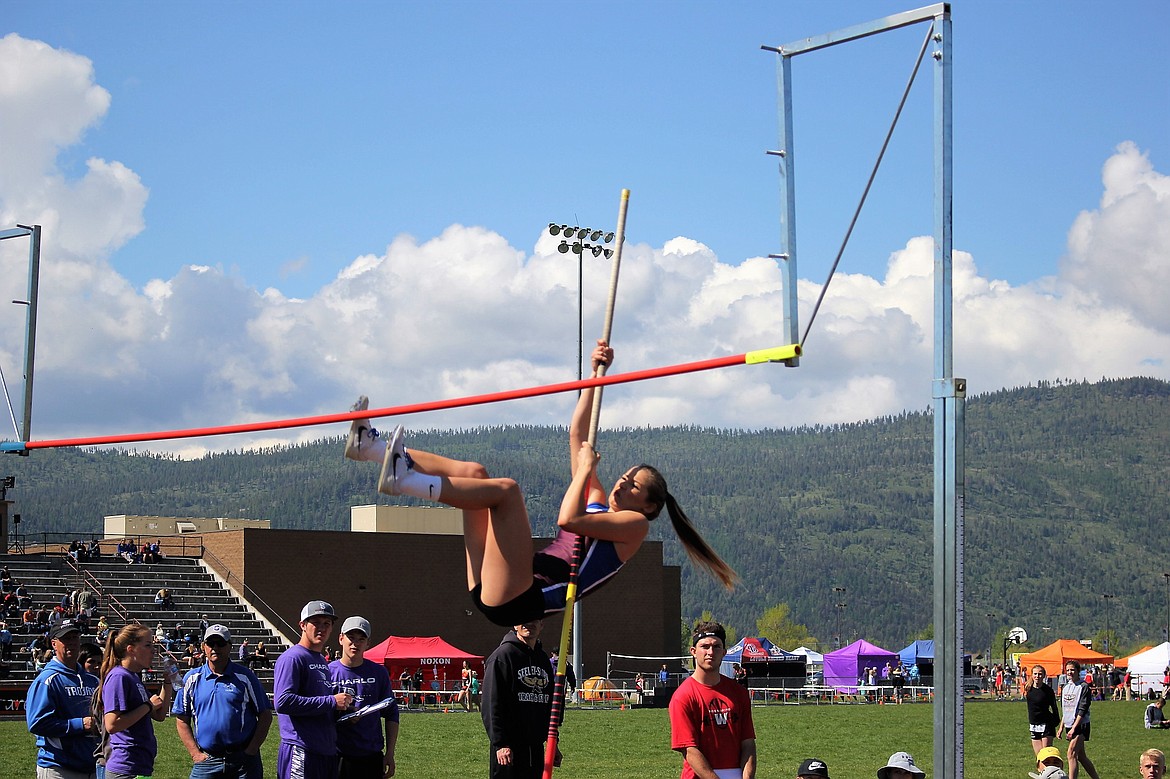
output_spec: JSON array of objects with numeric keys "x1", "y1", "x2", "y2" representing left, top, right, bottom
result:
[
  {"x1": 1017, "y1": 639, "x2": 1114, "y2": 676},
  {"x1": 1115, "y1": 646, "x2": 1154, "y2": 669}
]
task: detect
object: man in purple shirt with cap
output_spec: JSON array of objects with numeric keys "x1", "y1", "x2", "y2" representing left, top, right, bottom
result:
[{"x1": 274, "y1": 600, "x2": 353, "y2": 779}]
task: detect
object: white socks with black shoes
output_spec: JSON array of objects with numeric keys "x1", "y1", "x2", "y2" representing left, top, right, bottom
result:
[
  {"x1": 378, "y1": 425, "x2": 442, "y2": 501},
  {"x1": 345, "y1": 396, "x2": 387, "y2": 463}
]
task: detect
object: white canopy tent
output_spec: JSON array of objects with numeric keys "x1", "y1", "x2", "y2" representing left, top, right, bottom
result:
[
  {"x1": 1126, "y1": 642, "x2": 1170, "y2": 695},
  {"x1": 791, "y1": 646, "x2": 824, "y2": 664}
]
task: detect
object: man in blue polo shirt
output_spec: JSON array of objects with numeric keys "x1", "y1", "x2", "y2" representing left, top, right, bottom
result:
[
  {"x1": 26, "y1": 618, "x2": 99, "y2": 779},
  {"x1": 173, "y1": 624, "x2": 273, "y2": 779}
]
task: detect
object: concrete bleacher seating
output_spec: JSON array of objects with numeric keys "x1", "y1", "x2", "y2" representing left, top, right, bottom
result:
[
  {"x1": 1, "y1": 553, "x2": 289, "y2": 699},
  {"x1": 79, "y1": 555, "x2": 288, "y2": 685}
]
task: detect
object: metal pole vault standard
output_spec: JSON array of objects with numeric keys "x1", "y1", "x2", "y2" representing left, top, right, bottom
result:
[
  {"x1": 0, "y1": 224, "x2": 41, "y2": 450},
  {"x1": 763, "y1": 5, "x2": 963, "y2": 776},
  {"x1": 543, "y1": 188, "x2": 629, "y2": 779}
]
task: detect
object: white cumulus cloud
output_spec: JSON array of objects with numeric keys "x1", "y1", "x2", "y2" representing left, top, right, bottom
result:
[{"x1": 0, "y1": 35, "x2": 1167, "y2": 457}]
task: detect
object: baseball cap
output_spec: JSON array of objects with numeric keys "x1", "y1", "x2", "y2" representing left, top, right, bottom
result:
[
  {"x1": 50, "y1": 619, "x2": 82, "y2": 641},
  {"x1": 203, "y1": 624, "x2": 232, "y2": 643},
  {"x1": 1036, "y1": 747, "x2": 1064, "y2": 766},
  {"x1": 300, "y1": 600, "x2": 336, "y2": 622},
  {"x1": 877, "y1": 752, "x2": 925, "y2": 779},
  {"x1": 340, "y1": 616, "x2": 372, "y2": 637},
  {"x1": 798, "y1": 757, "x2": 831, "y2": 778}
]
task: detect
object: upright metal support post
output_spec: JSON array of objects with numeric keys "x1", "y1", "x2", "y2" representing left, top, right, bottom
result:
[
  {"x1": 773, "y1": 55, "x2": 801, "y2": 364},
  {"x1": 929, "y1": 10, "x2": 964, "y2": 779},
  {"x1": 0, "y1": 224, "x2": 41, "y2": 450},
  {"x1": 764, "y1": 5, "x2": 960, "y2": 775},
  {"x1": 22, "y1": 225, "x2": 41, "y2": 445}
]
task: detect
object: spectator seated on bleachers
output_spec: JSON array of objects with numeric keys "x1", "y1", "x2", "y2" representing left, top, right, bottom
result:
[
  {"x1": 247, "y1": 641, "x2": 271, "y2": 669},
  {"x1": 0, "y1": 622, "x2": 12, "y2": 660},
  {"x1": 0, "y1": 566, "x2": 10, "y2": 591},
  {"x1": 87, "y1": 540, "x2": 101, "y2": 559},
  {"x1": 182, "y1": 642, "x2": 204, "y2": 669},
  {"x1": 154, "y1": 587, "x2": 174, "y2": 608},
  {"x1": 117, "y1": 539, "x2": 140, "y2": 564},
  {"x1": 139, "y1": 538, "x2": 163, "y2": 561}
]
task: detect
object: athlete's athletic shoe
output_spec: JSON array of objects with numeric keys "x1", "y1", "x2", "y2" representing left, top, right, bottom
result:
[
  {"x1": 377, "y1": 425, "x2": 408, "y2": 495},
  {"x1": 344, "y1": 396, "x2": 381, "y2": 462}
]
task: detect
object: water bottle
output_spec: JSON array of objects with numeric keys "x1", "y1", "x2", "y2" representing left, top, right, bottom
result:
[{"x1": 164, "y1": 652, "x2": 183, "y2": 691}]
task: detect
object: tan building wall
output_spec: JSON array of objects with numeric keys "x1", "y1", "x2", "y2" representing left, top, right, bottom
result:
[
  {"x1": 198, "y1": 528, "x2": 680, "y2": 678},
  {"x1": 349, "y1": 504, "x2": 463, "y2": 535},
  {"x1": 104, "y1": 515, "x2": 271, "y2": 537}
]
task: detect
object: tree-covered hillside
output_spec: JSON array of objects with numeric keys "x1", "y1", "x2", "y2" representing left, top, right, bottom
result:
[{"x1": 5, "y1": 376, "x2": 1169, "y2": 654}]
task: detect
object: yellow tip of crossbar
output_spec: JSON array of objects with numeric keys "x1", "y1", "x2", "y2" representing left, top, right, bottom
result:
[{"x1": 745, "y1": 344, "x2": 802, "y2": 365}]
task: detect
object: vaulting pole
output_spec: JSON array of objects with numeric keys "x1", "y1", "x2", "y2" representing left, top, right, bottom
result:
[{"x1": 543, "y1": 189, "x2": 629, "y2": 779}]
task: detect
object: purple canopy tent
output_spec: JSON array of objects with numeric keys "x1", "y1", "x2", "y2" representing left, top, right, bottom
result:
[{"x1": 823, "y1": 639, "x2": 899, "y2": 692}]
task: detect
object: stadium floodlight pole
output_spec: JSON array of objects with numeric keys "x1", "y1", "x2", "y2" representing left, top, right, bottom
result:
[
  {"x1": 0, "y1": 224, "x2": 41, "y2": 451},
  {"x1": 1163, "y1": 573, "x2": 1170, "y2": 643},
  {"x1": 544, "y1": 189, "x2": 629, "y2": 779},
  {"x1": 984, "y1": 613, "x2": 995, "y2": 668},
  {"x1": 547, "y1": 223, "x2": 616, "y2": 383},
  {"x1": 1102, "y1": 593, "x2": 1115, "y2": 653},
  {"x1": 833, "y1": 587, "x2": 847, "y2": 648}
]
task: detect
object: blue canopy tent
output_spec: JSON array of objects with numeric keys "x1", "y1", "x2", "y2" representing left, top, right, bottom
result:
[
  {"x1": 897, "y1": 639, "x2": 972, "y2": 683},
  {"x1": 899, "y1": 639, "x2": 934, "y2": 666}
]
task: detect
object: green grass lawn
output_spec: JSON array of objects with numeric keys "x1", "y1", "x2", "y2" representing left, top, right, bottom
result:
[{"x1": 4, "y1": 700, "x2": 1163, "y2": 777}]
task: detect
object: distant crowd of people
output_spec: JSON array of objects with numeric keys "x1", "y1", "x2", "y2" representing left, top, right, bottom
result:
[{"x1": 985, "y1": 659, "x2": 1146, "y2": 702}]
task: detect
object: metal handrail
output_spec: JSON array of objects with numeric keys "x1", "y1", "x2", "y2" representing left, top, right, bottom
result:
[
  {"x1": 59, "y1": 551, "x2": 133, "y2": 624},
  {"x1": 199, "y1": 546, "x2": 299, "y2": 642},
  {"x1": 14, "y1": 532, "x2": 205, "y2": 558}
]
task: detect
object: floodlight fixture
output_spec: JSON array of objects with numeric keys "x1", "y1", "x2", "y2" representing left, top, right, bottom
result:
[{"x1": 557, "y1": 241, "x2": 570, "y2": 254}]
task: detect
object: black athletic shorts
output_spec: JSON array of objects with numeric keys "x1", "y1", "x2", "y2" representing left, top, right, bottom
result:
[
  {"x1": 1028, "y1": 722, "x2": 1056, "y2": 739},
  {"x1": 1068, "y1": 722, "x2": 1090, "y2": 741},
  {"x1": 471, "y1": 581, "x2": 546, "y2": 627},
  {"x1": 339, "y1": 751, "x2": 385, "y2": 779}
]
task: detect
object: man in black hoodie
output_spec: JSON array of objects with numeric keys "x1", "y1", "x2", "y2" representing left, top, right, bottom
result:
[{"x1": 481, "y1": 619, "x2": 561, "y2": 778}]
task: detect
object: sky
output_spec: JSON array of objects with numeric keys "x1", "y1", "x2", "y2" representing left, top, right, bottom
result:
[{"x1": 1, "y1": 0, "x2": 1168, "y2": 458}]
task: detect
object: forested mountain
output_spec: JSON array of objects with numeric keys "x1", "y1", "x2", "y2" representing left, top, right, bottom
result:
[{"x1": 5, "y1": 376, "x2": 1169, "y2": 655}]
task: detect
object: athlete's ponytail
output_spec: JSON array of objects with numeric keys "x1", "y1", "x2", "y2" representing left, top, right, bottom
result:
[{"x1": 637, "y1": 465, "x2": 738, "y2": 590}]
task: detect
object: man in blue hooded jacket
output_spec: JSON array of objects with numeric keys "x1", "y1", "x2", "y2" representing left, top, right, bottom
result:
[{"x1": 26, "y1": 618, "x2": 99, "y2": 779}]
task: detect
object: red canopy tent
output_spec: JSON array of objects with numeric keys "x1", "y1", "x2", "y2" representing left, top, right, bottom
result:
[{"x1": 365, "y1": 635, "x2": 484, "y2": 689}]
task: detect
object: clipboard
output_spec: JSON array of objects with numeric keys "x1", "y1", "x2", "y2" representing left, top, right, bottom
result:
[{"x1": 338, "y1": 696, "x2": 395, "y2": 723}]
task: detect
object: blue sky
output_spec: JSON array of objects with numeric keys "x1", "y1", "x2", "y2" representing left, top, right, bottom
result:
[{"x1": 1, "y1": 0, "x2": 1168, "y2": 455}]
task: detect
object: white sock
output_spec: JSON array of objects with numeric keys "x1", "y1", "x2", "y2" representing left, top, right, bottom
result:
[
  {"x1": 359, "y1": 439, "x2": 387, "y2": 463},
  {"x1": 397, "y1": 468, "x2": 442, "y2": 502}
]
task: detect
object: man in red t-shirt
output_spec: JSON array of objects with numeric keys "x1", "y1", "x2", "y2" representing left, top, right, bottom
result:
[{"x1": 669, "y1": 621, "x2": 756, "y2": 779}]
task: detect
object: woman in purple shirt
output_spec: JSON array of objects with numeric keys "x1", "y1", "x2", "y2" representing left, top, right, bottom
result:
[
  {"x1": 96, "y1": 624, "x2": 173, "y2": 779},
  {"x1": 345, "y1": 341, "x2": 738, "y2": 627}
]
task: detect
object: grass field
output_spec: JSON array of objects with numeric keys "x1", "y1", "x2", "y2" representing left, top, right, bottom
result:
[{"x1": 4, "y1": 699, "x2": 1163, "y2": 777}]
